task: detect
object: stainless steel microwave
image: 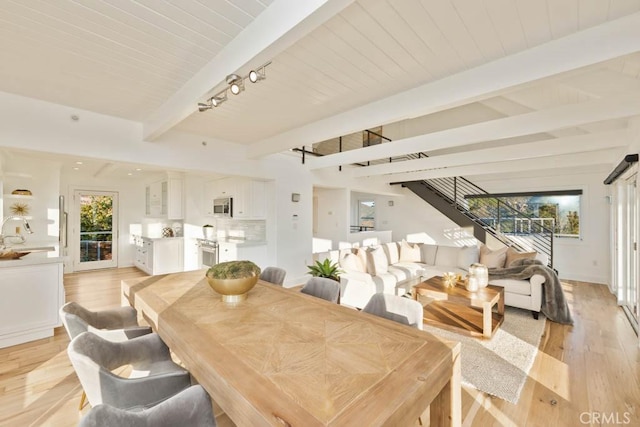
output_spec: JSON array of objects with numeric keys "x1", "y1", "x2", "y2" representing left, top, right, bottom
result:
[{"x1": 213, "y1": 197, "x2": 233, "y2": 217}]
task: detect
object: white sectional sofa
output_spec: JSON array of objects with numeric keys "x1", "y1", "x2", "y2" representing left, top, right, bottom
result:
[{"x1": 315, "y1": 241, "x2": 545, "y2": 317}]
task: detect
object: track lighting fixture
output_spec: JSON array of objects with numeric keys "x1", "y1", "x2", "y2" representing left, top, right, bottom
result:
[
  {"x1": 198, "y1": 102, "x2": 212, "y2": 112},
  {"x1": 197, "y1": 61, "x2": 271, "y2": 112}
]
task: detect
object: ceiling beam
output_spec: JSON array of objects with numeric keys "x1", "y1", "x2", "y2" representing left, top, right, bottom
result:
[
  {"x1": 307, "y1": 92, "x2": 640, "y2": 169},
  {"x1": 349, "y1": 129, "x2": 628, "y2": 178},
  {"x1": 247, "y1": 12, "x2": 640, "y2": 159},
  {"x1": 361, "y1": 149, "x2": 621, "y2": 186},
  {"x1": 142, "y1": 0, "x2": 354, "y2": 141}
]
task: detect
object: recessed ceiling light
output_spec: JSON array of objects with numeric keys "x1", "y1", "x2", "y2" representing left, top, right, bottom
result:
[
  {"x1": 76, "y1": 161, "x2": 83, "y2": 165},
  {"x1": 73, "y1": 167, "x2": 79, "y2": 170},
  {"x1": 135, "y1": 168, "x2": 142, "y2": 171},
  {"x1": 127, "y1": 172, "x2": 133, "y2": 176}
]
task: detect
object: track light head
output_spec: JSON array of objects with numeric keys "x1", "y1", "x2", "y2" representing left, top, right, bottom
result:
[
  {"x1": 198, "y1": 102, "x2": 212, "y2": 112},
  {"x1": 249, "y1": 69, "x2": 265, "y2": 83},
  {"x1": 211, "y1": 92, "x2": 227, "y2": 107},
  {"x1": 226, "y1": 74, "x2": 244, "y2": 95}
]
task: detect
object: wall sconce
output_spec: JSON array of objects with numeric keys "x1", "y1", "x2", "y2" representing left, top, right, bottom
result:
[
  {"x1": 291, "y1": 193, "x2": 300, "y2": 202},
  {"x1": 198, "y1": 62, "x2": 271, "y2": 112}
]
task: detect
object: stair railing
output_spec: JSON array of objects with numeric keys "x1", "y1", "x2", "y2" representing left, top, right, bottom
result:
[{"x1": 421, "y1": 177, "x2": 554, "y2": 267}]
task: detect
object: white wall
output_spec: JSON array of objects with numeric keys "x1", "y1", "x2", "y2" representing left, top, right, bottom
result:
[
  {"x1": 268, "y1": 155, "x2": 313, "y2": 287},
  {"x1": 313, "y1": 187, "x2": 349, "y2": 249}
]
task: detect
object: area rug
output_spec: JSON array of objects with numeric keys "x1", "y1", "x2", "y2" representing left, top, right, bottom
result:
[{"x1": 422, "y1": 307, "x2": 546, "y2": 404}]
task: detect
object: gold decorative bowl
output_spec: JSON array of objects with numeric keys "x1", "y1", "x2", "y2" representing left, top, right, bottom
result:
[{"x1": 206, "y1": 276, "x2": 258, "y2": 303}]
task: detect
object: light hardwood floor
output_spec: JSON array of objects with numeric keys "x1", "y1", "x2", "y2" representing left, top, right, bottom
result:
[{"x1": 0, "y1": 268, "x2": 638, "y2": 426}]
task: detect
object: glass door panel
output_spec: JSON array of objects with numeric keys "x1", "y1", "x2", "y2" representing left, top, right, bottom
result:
[{"x1": 74, "y1": 190, "x2": 118, "y2": 271}]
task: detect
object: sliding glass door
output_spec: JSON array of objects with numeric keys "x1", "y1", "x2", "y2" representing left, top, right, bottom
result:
[
  {"x1": 624, "y1": 175, "x2": 639, "y2": 330},
  {"x1": 73, "y1": 190, "x2": 118, "y2": 271}
]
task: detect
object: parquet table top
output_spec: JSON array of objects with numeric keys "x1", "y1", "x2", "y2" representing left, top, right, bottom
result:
[{"x1": 122, "y1": 271, "x2": 461, "y2": 426}]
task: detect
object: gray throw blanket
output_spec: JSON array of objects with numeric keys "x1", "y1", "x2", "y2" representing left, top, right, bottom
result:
[{"x1": 489, "y1": 258, "x2": 573, "y2": 325}]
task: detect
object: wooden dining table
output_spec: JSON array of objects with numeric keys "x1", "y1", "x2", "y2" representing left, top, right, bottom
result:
[{"x1": 122, "y1": 271, "x2": 461, "y2": 427}]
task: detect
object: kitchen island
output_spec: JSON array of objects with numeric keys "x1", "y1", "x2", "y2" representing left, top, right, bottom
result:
[{"x1": 0, "y1": 244, "x2": 64, "y2": 348}]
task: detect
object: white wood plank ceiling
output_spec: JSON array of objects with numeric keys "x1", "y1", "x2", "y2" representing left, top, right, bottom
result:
[
  {"x1": 1, "y1": 0, "x2": 640, "y2": 181},
  {"x1": 0, "y1": 0, "x2": 272, "y2": 121}
]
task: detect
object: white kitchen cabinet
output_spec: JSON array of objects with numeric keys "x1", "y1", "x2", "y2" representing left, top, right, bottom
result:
[
  {"x1": 183, "y1": 237, "x2": 200, "y2": 271},
  {"x1": 0, "y1": 261, "x2": 64, "y2": 348},
  {"x1": 204, "y1": 177, "x2": 266, "y2": 219},
  {"x1": 134, "y1": 237, "x2": 184, "y2": 275},
  {"x1": 218, "y1": 242, "x2": 267, "y2": 268},
  {"x1": 145, "y1": 178, "x2": 183, "y2": 219},
  {"x1": 233, "y1": 179, "x2": 266, "y2": 219}
]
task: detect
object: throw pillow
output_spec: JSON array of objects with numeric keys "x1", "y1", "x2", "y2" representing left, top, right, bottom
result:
[
  {"x1": 434, "y1": 245, "x2": 461, "y2": 267},
  {"x1": 366, "y1": 246, "x2": 389, "y2": 276},
  {"x1": 479, "y1": 245, "x2": 508, "y2": 269},
  {"x1": 383, "y1": 242, "x2": 400, "y2": 264},
  {"x1": 399, "y1": 240, "x2": 421, "y2": 263},
  {"x1": 356, "y1": 248, "x2": 368, "y2": 273},
  {"x1": 456, "y1": 245, "x2": 480, "y2": 270},
  {"x1": 504, "y1": 247, "x2": 537, "y2": 268},
  {"x1": 419, "y1": 244, "x2": 438, "y2": 265},
  {"x1": 339, "y1": 252, "x2": 365, "y2": 273}
]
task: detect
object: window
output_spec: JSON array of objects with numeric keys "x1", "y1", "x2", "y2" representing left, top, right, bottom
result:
[
  {"x1": 356, "y1": 200, "x2": 375, "y2": 232},
  {"x1": 467, "y1": 190, "x2": 582, "y2": 238}
]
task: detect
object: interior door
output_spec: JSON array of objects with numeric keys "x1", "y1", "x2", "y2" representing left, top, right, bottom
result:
[{"x1": 73, "y1": 190, "x2": 118, "y2": 271}]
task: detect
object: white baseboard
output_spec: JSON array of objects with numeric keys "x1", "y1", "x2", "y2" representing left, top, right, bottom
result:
[{"x1": 558, "y1": 272, "x2": 609, "y2": 286}]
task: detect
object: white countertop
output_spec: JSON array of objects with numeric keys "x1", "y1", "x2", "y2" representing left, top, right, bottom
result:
[
  {"x1": 0, "y1": 242, "x2": 64, "y2": 268},
  {"x1": 139, "y1": 236, "x2": 183, "y2": 241},
  {"x1": 216, "y1": 239, "x2": 267, "y2": 247}
]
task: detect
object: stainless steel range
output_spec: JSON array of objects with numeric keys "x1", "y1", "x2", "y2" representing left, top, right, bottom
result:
[{"x1": 197, "y1": 239, "x2": 219, "y2": 267}]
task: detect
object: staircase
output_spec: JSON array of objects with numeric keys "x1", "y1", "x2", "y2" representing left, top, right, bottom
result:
[{"x1": 400, "y1": 177, "x2": 554, "y2": 267}]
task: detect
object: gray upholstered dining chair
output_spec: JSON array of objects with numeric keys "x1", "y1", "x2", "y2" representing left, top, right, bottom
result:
[
  {"x1": 68, "y1": 332, "x2": 191, "y2": 410},
  {"x1": 78, "y1": 385, "x2": 217, "y2": 427},
  {"x1": 362, "y1": 293, "x2": 424, "y2": 330},
  {"x1": 60, "y1": 301, "x2": 153, "y2": 409},
  {"x1": 60, "y1": 301, "x2": 152, "y2": 342},
  {"x1": 259, "y1": 266, "x2": 287, "y2": 286},
  {"x1": 300, "y1": 277, "x2": 340, "y2": 303}
]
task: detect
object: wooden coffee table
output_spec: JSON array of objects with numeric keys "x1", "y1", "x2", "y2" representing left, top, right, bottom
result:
[{"x1": 412, "y1": 276, "x2": 504, "y2": 339}]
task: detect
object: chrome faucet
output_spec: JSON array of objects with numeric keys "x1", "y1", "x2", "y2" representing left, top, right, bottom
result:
[{"x1": 0, "y1": 216, "x2": 33, "y2": 246}]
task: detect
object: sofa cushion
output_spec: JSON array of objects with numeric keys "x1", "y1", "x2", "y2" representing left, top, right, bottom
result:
[
  {"x1": 456, "y1": 245, "x2": 479, "y2": 270},
  {"x1": 383, "y1": 242, "x2": 400, "y2": 264},
  {"x1": 479, "y1": 245, "x2": 508, "y2": 269},
  {"x1": 339, "y1": 252, "x2": 365, "y2": 273},
  {"x1": 399, "y1": 240, "x2": 421, "y2": 262},
  {"x1": 390, "y1": 262, "x2": 425, "y2": 280},
  {"x1": 504, "y1": 247, "x2": 537, "y2": 268},
  {"x1": 434, "y1": 245, "x2": 460, "y2": 267},
  {"x1": 372, "y1": 273, "x2": 400, "y2": 295},
  {"x1": 366, "y1": 246, "x2": 388, "y2": 276},
  {"x1": 419, "y1": 244, "x2": 438, "y2": 265}
]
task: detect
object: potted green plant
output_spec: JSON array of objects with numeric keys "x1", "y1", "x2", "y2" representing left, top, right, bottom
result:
[
  {"x1": 206, "y1": 260, "x2": 261, "y2": 303},
  {"x1": 306, "y1": 258, "x2": 342, "y2": 281}
]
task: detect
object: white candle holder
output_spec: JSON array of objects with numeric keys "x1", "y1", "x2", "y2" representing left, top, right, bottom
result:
[{"x1": 469, "y1": 263, "x2": 489, "y2": 289}]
